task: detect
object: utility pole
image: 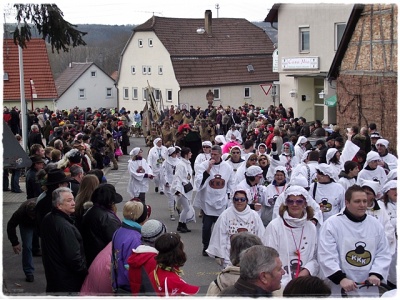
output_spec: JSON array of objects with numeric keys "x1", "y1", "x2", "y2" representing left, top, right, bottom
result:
[{"x1": 215, "y1": 4, "x2": 220, "y2": 18}]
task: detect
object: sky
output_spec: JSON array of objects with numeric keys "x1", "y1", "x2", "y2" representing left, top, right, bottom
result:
[{"x1": 3, "y1": 0, "x2": 273, "y2": 26}]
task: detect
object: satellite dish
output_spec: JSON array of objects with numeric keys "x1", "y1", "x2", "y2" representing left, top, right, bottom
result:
[{"x1": 196, "y1": 27, "x2": 205, "y2": 34}]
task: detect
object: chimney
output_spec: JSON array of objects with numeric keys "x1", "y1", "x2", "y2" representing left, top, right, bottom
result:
[{"x1": 205, "y1": 10, "x2": 212, "y2": 37}]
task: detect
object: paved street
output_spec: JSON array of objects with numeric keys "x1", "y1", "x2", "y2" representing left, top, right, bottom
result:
[{"x1": 2, "y1": 136, "x2": 221, "y2": 296}]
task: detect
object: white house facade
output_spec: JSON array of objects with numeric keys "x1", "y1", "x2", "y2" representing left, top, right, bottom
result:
[
  {"x1": 55, "y1": 62, "x2": 117, "y2": 111},
  {"x1": 265, "y1": 3, "x2": 353, "y2": 124}
]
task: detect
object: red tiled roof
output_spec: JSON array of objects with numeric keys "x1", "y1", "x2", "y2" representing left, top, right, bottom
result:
[
  {"x1": 172, "y1": 56, "x2": 277, "y2": 87},
  {"x1": 134, "y1": 16, "x2": 274, "y2": 56},
  {"x1": 3, "y1": 38, "x2": 58, "y2": 101},
  {"x1": 55, "y1": 62, "x2": 93, "y2": 97}
]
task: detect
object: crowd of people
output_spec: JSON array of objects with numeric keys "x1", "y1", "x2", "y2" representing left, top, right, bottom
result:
[{"x1": 3, "y1": 100, "x2": 398, "y2": 297}]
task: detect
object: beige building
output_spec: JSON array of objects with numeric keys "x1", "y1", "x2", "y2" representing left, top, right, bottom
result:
[
  {"x1": 117, "y1": 10, "x2": 278, "y2": 113},
  {"x1": 265, "y1": 3, "x2": 353, "y2": 124}
]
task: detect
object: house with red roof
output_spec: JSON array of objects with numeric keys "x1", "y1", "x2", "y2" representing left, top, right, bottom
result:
[
  {"x1": 116, "y1": 10, "x2": 278, "y2": 113},
  {"x1": 3, "y1": 38, "x2": 58, "y2": 110}
]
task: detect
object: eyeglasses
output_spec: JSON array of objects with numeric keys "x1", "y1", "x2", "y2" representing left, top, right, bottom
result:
[
  {"x1": 286, "y1": 199, "x2": 305, "y2": 206},
  {"x1": 233, "y1": 197, "x2": 247, "y2": 202}
]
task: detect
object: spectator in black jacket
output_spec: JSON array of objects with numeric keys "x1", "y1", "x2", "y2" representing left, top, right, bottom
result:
[
  {"x1": 41, "y1": 187, "x2": 88, "y2": 294},
  {"x1": 7, "y1": 199, "x2": 40, "y2": 283},
  {"x1": 28, "y1": 124, "x2": 45, "y2": 149},
  {"x1": 26, "y1": 155, "x2": 45, "y2": 200}
]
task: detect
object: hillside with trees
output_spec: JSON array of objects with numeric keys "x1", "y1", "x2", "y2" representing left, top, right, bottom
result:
[{"x1": 3, "y1": 22, "x2": 276, "y2": 79}]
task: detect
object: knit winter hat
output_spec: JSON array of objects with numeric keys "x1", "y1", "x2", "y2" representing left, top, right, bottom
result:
[
  {"x1": 366, "y1": 151, "x2": 381, "y2": 163},
  {"x1": 141, "y1": 219, "x2": 167, "y2": 246},
  {"x1": 376, "y1": 139, "x2": 389, "y2": 149}
]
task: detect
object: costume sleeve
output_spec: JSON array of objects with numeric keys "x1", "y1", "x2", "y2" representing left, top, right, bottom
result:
[
  {"x1": 370, "y1": 223, "x2": 391, "y2": 280},
  {"x1": 128, "y1": 160, "x2": 145, "y2": 182},
  {"x1": 317, "y1": 218, "x2": 342, "y2": 280},
  {"x1": 206, "y1": 211, "x2": 229, "y2": 262}
]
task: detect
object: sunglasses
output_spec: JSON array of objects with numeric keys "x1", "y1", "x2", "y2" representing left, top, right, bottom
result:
[
  {"x1": 233, "y1": 197, "x2": 247, "y2": 202},
  {"x1": 231, "y1": 151, "x2": 241, "y2": 154},
  {"x1": 259, "y1": 158, "x2": 267, "y2": 161},
  {"x1": 249, "y1": 158, "x2": 257, "y2": 161},
  {"x1": 286, "y1": 199, "x2": 305, "y2": 206}
]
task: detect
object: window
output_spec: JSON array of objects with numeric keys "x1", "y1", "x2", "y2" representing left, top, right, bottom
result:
[
  {"x1": 131, "y1": 66, "x2": 136, "y2": 74},
  {"x1": 154, "y1": 89, "x2": 161, "y2": 101},
  {"x1": 138, "y1": 39, "x2": 143, "y2": 47},
  {"x1": 143, "y1": 88, "x2": 148, "y2": 101},
  {"x1": 158, "y1": 66, "x2": 163, "y2": 75},
  {"x1": 147, "y1": 66, "x2": 152, "y2": 75},
  {"x1": 123, "y1": 87, "x2": 129, "y2": 100},
  {"x1": 148, "y1": 39, "x2": 153, "y2": 47},
  {"x1": 132, "y1": 88, "x2": 138, "y2": 100},
  {"x1": 142, "y1": 66, "x2": 147, "y2": 75},
  {"x1": 91, "y1": 71, "x2": 96, "y2": 77},
  {"x1": 213, "y1": 88, "x2": 220, "y2": 100},
  {"x1": 299, "y1": 27, "x2": 310, "y2": 52},
  {"x1": 106, "y1": 88, "x2": 112, "y2": 97},
  {"x1": 166, "y1": 89, "x2": 172, "y2": 102},
  {"x1": 244, "y1": 87, "x2": 251, "y2": 98},
  {"x1": 79, "y1": 89, "x2": 85, "y2": 99},
  {"x1": 335, "y1": 23, "x2": 346, "y2": 51}
]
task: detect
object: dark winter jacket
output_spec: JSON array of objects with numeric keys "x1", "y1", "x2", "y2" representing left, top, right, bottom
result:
[
  {"x1": 7, "y1": 200, "x2": 37, "y2": 246},
  {"x1": 25, "y1": 168, "x2": 42, "y2": 200},
  {"x1": 41, "y1": 208, "x2": 87, "y2": 294},
  {"x1": 81, "y1": 204, "x2": 121, "y2": 267}
]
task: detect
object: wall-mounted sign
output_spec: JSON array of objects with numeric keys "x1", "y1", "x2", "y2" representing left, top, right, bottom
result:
[
  {"x1": 272, "y1": 49, "x2": 279, "y2": 72},
  {"x1": 281, "y1": 57, "x2": 319, "y2": 70}
]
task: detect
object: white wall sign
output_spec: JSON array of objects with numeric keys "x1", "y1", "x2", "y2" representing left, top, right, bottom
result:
[
  {"x1": 272, "y1": 49, "x2": 279, "y2": 72},
  {"x1": 281, "y1": 57, "x2": 319, "y2": 70}
]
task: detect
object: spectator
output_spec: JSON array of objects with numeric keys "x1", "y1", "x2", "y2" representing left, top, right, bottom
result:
[
  {"x1": 7, "y1": 199, "x2": 40, "y2": 283},
  {"x1": 25, "y1": 156, "x2": 45, "y2": 199},
  {"x1": 69, "y1": 164, "x2": 84, "y2": 197},
  {"x1": 219, "y1": 245, "x2": 284, "y2": 297},
  {"x1": 73, "y1": 174, "x2": 100, "y2": 231},
  {"x1": 112, "y1": 201, "x2": 149, "y2": 294},
  {"x1": 41, "y1": 187, "x2": 87, "y2": 294},
  {"x1": 370, "y1": 132, "x2": 381, "y2": 152},
  {"x1": 206, "y1": 232, "x2": 264, "y2": 296},
  {"x1": 127, "y1": 219, "x2": 167, "y2": 295},
  {"x1": 28, "y1": 124, "x2": 45, "y2": 149},
  {"x1": 81, "y1": 183, "x2": 122, "y2": 267},
  {"x1": 149, "y1": 232, "x2": 200, "y2": 296},
  {"x1": 282, "y1": 276, "x2": 331, "y2": 297}
]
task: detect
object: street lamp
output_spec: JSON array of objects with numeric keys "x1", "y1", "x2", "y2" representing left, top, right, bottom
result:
[
  {"x1": 289, "y1": 89, "x2": 297, "y2": 98},
  {"x1": 318, "y1": 90, "x2": 326, "y2": 99}
]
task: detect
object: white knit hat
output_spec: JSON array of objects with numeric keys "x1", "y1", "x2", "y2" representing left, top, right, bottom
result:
[
  {"x1": 376, "y1": 139, "x2": 389, "y2": 149},
  {"x1": 141, "y1": 219, "x2": 167, "y2": 246},
  {"x1": 365, "y1": 151, "x2": 381, "y2": 163},
  {"x1": 202, "y1": 141, "x2": 212, "y2": 147}
]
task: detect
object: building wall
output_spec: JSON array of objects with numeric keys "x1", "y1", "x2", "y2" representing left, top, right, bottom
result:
[
  {"x1": 4, "y1": 100, "x2": 55, "y2": 111},
  {"x1": 179, "y1": 84, "x2": 276, "y2": 110},
  {"x1": 117, "y1": 31, "x2": 180, "y2": 113},
  {"x1": 56, "y1": 65, "x2": 117, "y2": 111},
  {"x1": 336, "y1": 4, "x2": 397, "y2": 154},
  {"x1": 276, "y1": 3, "x2": 353, "y2": 120}
]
